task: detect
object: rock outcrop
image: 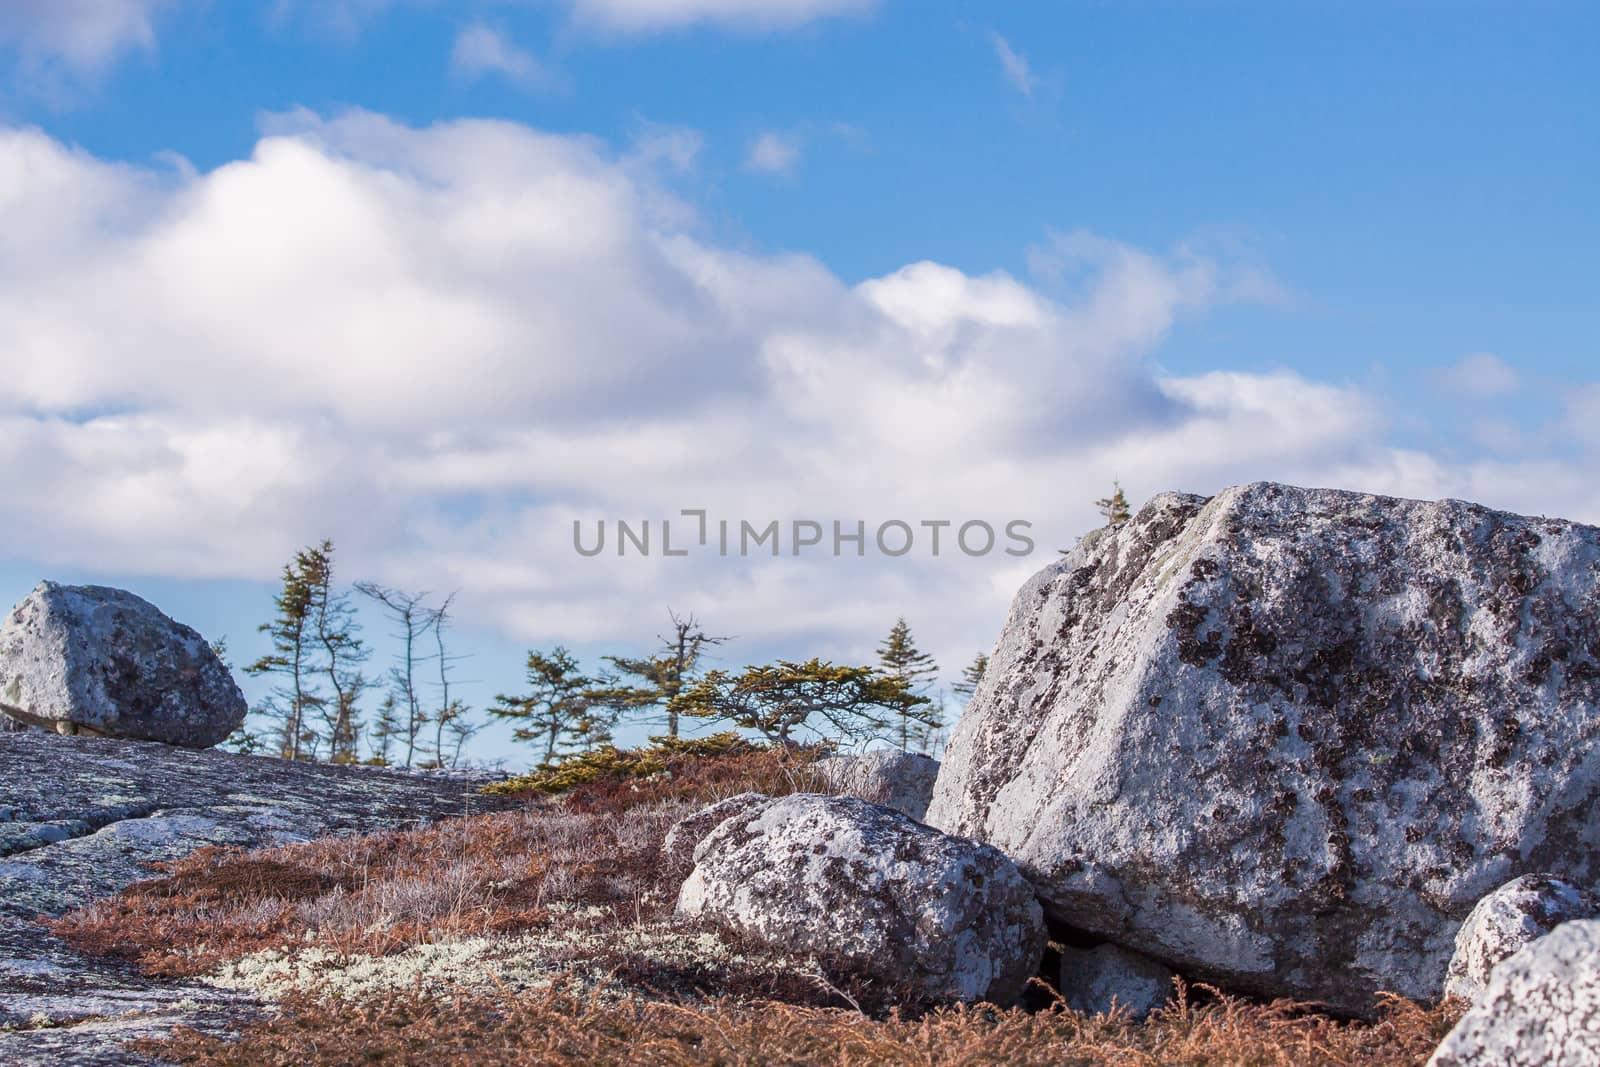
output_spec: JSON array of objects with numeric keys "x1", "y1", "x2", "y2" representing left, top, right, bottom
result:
[
  {"x1": 661, "y1": 792, "x2": 772, "y2": 873},
  {"x1": 0, "y1": 732, "x2": 510, "y2": 1065},
  {"x1": 1059, "y1": 943, "x2": 1175, "y2": 1019},
  {"x1": 677, "y1": 793, "x2": 1045, "y2": 1005},
  {"x1": 1443, "y1": 874, "x2": 1600, "y2": 1001},
  {"x1": 1429, "y1": 919, "x2": 1600, "y2": 1067},
  {"x1": 928, "y1": 482, "x2": 1600, "y2": 1014},
  {"x1": 0, "y1": 582, "x2": 247, "y2": 748},
  {"x1": 816, "y1": 750, "x2": 939, "y2": 821}
]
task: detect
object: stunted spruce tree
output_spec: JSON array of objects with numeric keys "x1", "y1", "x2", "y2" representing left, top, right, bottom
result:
[
  {"x1": 671, "y1": 658, "x2": 927, "y2": 747},
  {"x1": 952, "y1": 652, "x2": 989, "y2": 700},
  {"x1": 248, "y1": 548, "x2": 322, "y2": 761},
  {"x1": 302, "y1": 541, "x2": 370, "y2": 763},
  {"x1": 589, "y1": 609, "x2": 729, "y2": 739},
  {"x1": 876, "y1": 618, "x2": 943, "y2": 752},
  {"x1": 491, "y1": 646, "x2": 607, "y2": 765},
  {"x1": 1097, "y1": 481, "x2": 1132, "y2": 525}
]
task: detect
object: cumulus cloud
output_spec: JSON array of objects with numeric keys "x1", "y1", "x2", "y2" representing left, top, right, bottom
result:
[
  {"x1": 450, "y1": 22, "x2": 551, "y2": 88},
  {"x1": 1433, "y1": 351, "x2": 1521, "y2": 398},
  {"x1": 744, "y1": 130, "x2": 801, "y2": 175},
  {"x1": 0, "y1": 110, "x2": 1582, "y2": 685},
  {"x1": 565, "y1": 0, "x2": 876, "y2": 33},
  {"x1": 0, "y1": 0, "x2": 171, "y2": 76}
]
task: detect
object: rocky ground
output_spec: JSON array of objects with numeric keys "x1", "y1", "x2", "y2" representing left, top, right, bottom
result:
[{"x1": 0, "y1": 733, "x2": 509, "y2": 1065}]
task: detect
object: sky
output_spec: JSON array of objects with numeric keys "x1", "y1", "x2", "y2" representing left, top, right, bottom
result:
[{"x1": 0, "y1": 1, "x2": 1595, "y2": 766}]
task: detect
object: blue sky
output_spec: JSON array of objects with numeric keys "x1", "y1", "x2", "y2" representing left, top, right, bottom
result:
[{"x1": 0, "y1": 1, "x2": 1595, "y2": 765}]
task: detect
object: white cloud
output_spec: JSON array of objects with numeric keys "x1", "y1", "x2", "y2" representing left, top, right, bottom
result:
[
  {"x1": 744, "y1": 130, "x2": 801, "y2": 175},
  {"x1": 0, "y1": 0, "x2": 171, "y2": 75},
  {"x1": 990, "y1": 32, "x2": 1038, "y2": 98},
  {"x1": 565, "y1": 0, "x2": 876, "y2": 33},
  {"x1": 1433, "y1": 351, "x2": 1521, "y2": 398},
  {"x1": 0, "y1": 111, "x2": 1586, "y2": 694},
  {"x1": 450, "y1": 22, "x2": 551, "y2": 89}
]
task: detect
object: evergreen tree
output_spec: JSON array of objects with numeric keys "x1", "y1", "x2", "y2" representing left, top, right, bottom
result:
[
  {"x1": 370, "y1": 693, "x2": 403, "y2": 766},
  {"x1": 876, "y1": 618, "x2": 943, "y2": 752},
  {"x1": 490, "y1": 646, "x2": 597, "y2": 765},
  {"x1": 952, "y1": 652, "x2": 989, "y2": 700},
  {"x1": 672, "y1": 658, "x2": 927, "y2": 747},
  {"x1": 247, "y1": 550, "x2": 322, "y2": 761},
  {"x1": 302, "y1": 541, "x2": 370, "y2": 763},
  {"x1": 1097, "y1": 481, "x2": 1132, "y2": 525},
  {"x1": 590, "y1": 610, "x2": 728, "y2": 738}
]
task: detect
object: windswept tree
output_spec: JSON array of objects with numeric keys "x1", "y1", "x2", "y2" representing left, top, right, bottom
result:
[
  {"x1": 671, "y1": 659, "x2": 928, "y2": 747},
  {"x1": 1097, "y1": 481, "x2": 1132, "y2": 525},
  {"x1": 876, "y1": 618, "x2": 943, "y2": 752},
  {"x1": 952, "y1": 652, "x2": 989, "y2": 700},
  {"x1": 590, "y1": 609, "x2": 729, "y2": 739},
  {"x1": 490, "y1": 646, "x2": 599, "y2": 765},
  {"x1": 301, "y1": 541, "x2": 370, "y2": 763},
  {"x1": 248, "y1": 549, "x2": 322, "y2": 760},
  {"x1": 356, "y1": 582, "x2": 435, "y2": 768},
  {"x1": 428, "y1": 593, "x2": 476, "y2": 767}
]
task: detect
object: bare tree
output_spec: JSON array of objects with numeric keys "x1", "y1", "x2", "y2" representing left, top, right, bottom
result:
[
  {"x1": 356, "y1": 582, "x2": 434, "y2": 768},
  {"x1": 428, "y1": 593, "x2": 473, "y2": 767}
]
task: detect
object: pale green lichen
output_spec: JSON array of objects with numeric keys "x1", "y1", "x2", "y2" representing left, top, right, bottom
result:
[{"x1": 205, "y1": 921, "x2": 808, "y2": 1002}]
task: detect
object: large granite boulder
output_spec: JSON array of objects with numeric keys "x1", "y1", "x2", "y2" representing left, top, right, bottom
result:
[
  {"x1": 660, "y1": 792, "x2": 772, "y2": 873},
  {"x1": 1444, "y1": 874, "x2": 1600, "y2": 1001},
  {"x1": 1429, "y1": 919, "x2": 1600, "y2": 1067},
  {"x1": 927, "y1": 482, "x2": 1600, "y2": 1014},
  {"x1": 816, "y1": 750, "x2": 940, "y2": 820},
  {"x1": 0, "y1": 582, "x2": 246, "y2": 748},
  {"x1": 677, "y1": 793, "x2": 1045, "y2": 1005}
]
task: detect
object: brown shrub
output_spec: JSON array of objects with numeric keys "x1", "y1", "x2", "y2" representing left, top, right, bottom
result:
[{"x1": 137, "y1": 982, "x2": 1464, "y2": 1067}]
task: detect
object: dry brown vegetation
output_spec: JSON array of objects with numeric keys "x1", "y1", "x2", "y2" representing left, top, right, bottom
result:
[
  {"x1": 140, "y1": 984, "x2": 1463, "y2": 1067},
  {"x1": 50, "y1": 742, "x2": 1463, "y2": 1065}
]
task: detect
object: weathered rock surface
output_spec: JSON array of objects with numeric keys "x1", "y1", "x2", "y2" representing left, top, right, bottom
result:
[
  {"x1": 677, "y1": 792, "x2": 1045, "y2": 1005},
  {"x1": 816, "y1": 750, "x2": 940, "y2": 820},
  {"x1": 1429, "y1": 919, "x2": 1600, "y2": 1067},
  {"x1": 1443, "y1": 874, "x2": 1600, "y2": 1001},
  {"x1": 1059, "y1": 943, "x2": 1176, "y2": 1019},
  {"x1": 928, "y1": 482, "x2": 1600, "y2": 1014},
  {"x1": 661, "y1": 792, "x2": 772, "y2": 873},
  {"x1": 0, "y1": 732, "x2": 511, "y2": 1065},
  {"x1": 0, "y1": 582, "x2": 247, "y2": 748}
]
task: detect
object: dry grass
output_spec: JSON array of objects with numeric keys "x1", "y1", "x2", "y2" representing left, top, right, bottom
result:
[
  {"x1": 50, "y1": 742, "x2": 1464, "y2": 1065},
  {"x1": 139, "y1": 983, "x2": 1463, "y2": 1067},
  {"x1": 49, "y1": 746, "x2": 848, "y2": 992}
]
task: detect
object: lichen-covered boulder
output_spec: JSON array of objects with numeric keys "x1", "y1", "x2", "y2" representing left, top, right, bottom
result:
[
  {"x1": 661, "y1": 792, "x2": 773, "y2": 872},
  {"x1": 677, "y1": 793, "x2": 1045, "y2": 1005},
  {"x1": 927, "y1": 482, "x2": 1600, "y2": 1014},
  {"x1": 1444, "y1": 875, "x2": 1600, "y2": 1001},
  {"x1": 1429, "y1": 919, "x2": 1600, "y2": 1067},
  {"x1": 816, "y1": 750, "x2": 940, "y2": 820},
  {"x1": 1059, "y1": 943, "x2": 1175, "y2": 1019},
  {"x1": 0, "y1": 582, "x2": 247, "y2": 748}
]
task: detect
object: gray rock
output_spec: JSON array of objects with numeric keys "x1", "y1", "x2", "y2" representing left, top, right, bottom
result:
[
  {"x1": 661, "y1": 792, "x2": 773, "y2": 872},
  {"x1": 816, "y1": 750, "x2": 940, "y2": 820},
  {"x1": 677, "y1": 792, "x2": 1045, "y2": 1005},
  {"x1": 927, "y1": 482, "x2": 1600, "y2": 1014},
  {"x1": 0, "y1": 582, "x2": 247, "y2": 748},
  {"x1": 1444, "y1": 875, "x2": 1600, "y2": 1001},
  {"x1": 1059, "y1": 943, "x2": 1175, "y2": 1019},
  {"x1": 1429, "y1": 919, "x2": 1600, "y2": 1067},
  {"x1": 0, "y1": 732, "x2": 513, "y2": 1065}
]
